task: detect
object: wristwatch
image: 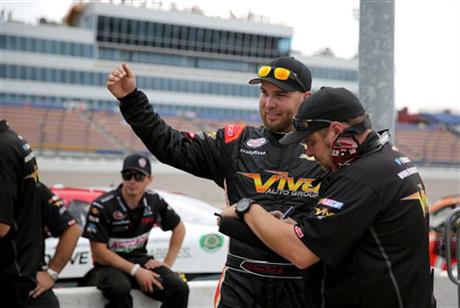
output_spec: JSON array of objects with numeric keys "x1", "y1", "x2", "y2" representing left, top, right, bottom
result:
[
  {"x1": 46, "y1": 267, "x2": 59, "y2": 280},
  {"x1": 235, "y1": 198, "x2": 256, "y2": 220}
]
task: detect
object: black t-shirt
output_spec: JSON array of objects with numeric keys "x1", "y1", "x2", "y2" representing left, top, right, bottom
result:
[
  {"x1": 37, "y1": 182, "x2": 78, "y2": 267},
  {"x1": 296, "y1": 133, "x2": 431, "y2": 308},
  {"x1": 82, "y1": 185, "x2": 181, "y2": 265},
  {"x1": 0, "y1": 120, "x2": 42, "y2": 279}
]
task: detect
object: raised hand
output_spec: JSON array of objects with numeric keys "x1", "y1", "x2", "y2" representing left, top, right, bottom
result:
[{"x1": 107, "y1": 63, "x2": 137, "y2": 99}]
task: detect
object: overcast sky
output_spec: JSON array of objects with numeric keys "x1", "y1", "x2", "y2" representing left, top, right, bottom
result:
[{"x1": 2, "y1": 0, "x2": 459, "y2": 113}]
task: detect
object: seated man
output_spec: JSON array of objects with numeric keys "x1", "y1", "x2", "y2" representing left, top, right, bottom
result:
[
  {"x1": 82, "y1": 153, "x2": 189, "y2": 308},
  {"x1": 29, "y1": 181, "x2": 81, "y2": 308}
]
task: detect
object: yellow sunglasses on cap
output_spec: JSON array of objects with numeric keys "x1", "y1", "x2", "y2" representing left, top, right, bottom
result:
[{"x1": 257, "y1": 66, "x2": 307, "y2": 91}]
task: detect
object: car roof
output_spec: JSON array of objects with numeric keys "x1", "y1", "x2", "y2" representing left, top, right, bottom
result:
[
  {"x1": 51, "y1": 186, "x2": 106, "y2": 203},
  {"x1": 50, "y1": 185, "x2": 219, "y2": 225}
]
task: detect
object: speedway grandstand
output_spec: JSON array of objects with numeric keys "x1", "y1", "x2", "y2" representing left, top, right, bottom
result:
[
  {"x1": 2, "y1": 102, "x2": 460, "y2": 167},
  {"x1": 1, "y1": 1, "x2": 458, "y2": 166}
]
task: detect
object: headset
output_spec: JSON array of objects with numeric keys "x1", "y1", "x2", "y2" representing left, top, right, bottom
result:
[{"x1": 330, "y1": 116, "x2": 387, "y2": 168}]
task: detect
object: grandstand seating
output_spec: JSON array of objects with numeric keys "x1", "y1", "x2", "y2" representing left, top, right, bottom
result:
[
  {"x1": 3, "y1": 104, "x2": 458, "y2": 166},
  {"x1": 2, "y1": 104, "x2": 246, "y2": 156},
  {"x1": 395, "y1": 123, "x2": 460, "y2": 165},
  {"x1": 3, "y1": 105, "x2": 117, "y2": 153}
]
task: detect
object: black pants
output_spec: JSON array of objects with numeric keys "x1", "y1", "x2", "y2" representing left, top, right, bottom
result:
[
  {"x1": 0, "y1": 275, "x2": 35, "y2": 308},
  {"x1": 96, "y1": 266, "x2": 189, "y2": 308},
  {"x1": 215, "y1": 267, "x2": 307, "y2": 308},
  {"x1": 27, "y1": 289, "x2": 60, "y2": 308}
]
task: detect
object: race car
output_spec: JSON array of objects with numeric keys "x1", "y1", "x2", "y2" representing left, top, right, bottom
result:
[
  {"x1": 429, "y1": 194, "x2": 460, "y2": 271},
  {"x1": 45, "y1": 186, "x2": 228, "y2": 281}
]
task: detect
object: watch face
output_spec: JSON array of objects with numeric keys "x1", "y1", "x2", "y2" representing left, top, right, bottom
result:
[
  {"x1": 236, "y1": 198, "x2": 254, "y2": 219},
  {"x1": 237, "y1": 198, "x2": 251, "y2": 213}
]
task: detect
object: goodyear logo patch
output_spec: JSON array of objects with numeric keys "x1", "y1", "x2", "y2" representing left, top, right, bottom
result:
[{"x1": 199, "y1": 233, "x2": 224, "y2": 252}]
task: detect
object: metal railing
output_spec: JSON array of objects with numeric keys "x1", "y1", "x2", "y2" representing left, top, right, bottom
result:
[{"x1": 445, "y1": 207, "x2": 460, "y2": 306}]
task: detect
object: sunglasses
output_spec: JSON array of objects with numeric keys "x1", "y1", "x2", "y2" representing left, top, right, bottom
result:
[
  {"x1": 293, "y1": 118, "x2": 333, "y2": 131},
  {"x1": 121, "y1": 171, "x2": 147, "y2": 182},
  {"x1": 258, "y1": 66, "x2": 307, "y2": 92}
]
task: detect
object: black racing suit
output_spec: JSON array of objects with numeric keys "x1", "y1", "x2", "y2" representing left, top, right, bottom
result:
[
  {"x1": 119, "y1": 89, "x2": 323, "y2": 308},
  {"x1": 0, "y1": 120, "x2": 42, "y2": 308},
  {"x1": 28, "y1": 182, "x2": 79, "y2": 308}
]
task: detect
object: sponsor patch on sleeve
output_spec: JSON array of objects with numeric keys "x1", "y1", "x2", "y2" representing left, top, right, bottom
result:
[
  {"x1": 224, "y1": 124, "x2": 246, "y2": 144},
  {"x1": 86, "y1": 223, "x2": 98, "y2": 234},
  {"x1": 185, "y1": 131, "x2": 205, "y2": 140},
  {"x1": 394, "y1": 156, "x2": 411, "y2": 165},
  {"x1": 185, "y1": 131, "x2": 196, "y2": 139},
  {"x1": 207, "y1": 131, "x2": 217, "y2": 140},
  {"x1": 294, "y1": 225, "x2": 304, "y2": 238},
  {"x1": 318, "y1": 198, "x2": 344, "y2": 210},
  {"x1": 397, "y1": 167, "x2": 418, "y2": 179}
]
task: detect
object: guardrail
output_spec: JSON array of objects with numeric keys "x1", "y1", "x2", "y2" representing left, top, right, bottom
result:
[
  {"x1": 55, "y1": 280, "x2": 218, "y2": 308},
  {"x1": 445, "y1": 207, "x2": 460, "y2": 306}
]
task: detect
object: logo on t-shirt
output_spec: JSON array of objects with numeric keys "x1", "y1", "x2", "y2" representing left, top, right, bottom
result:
[
  {"x1": 113, "y1": 210, "x2": 126, "y2": 220},
  {"x1": 108, "y1": 232, "x2": 149, "y2": 253}
]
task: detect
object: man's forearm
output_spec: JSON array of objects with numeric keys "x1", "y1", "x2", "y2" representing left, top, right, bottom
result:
[
  {"x1": 48, "y1": 224, "x2": 81, "y2": 272},
  {"x1": 244, "y1": 204, "x2": 319, "y2": 269},
  {"x1": 164, "y1": 222, "x2": 185, "y2": 267}
]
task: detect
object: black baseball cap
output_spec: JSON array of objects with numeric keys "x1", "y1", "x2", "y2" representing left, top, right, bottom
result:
[
  {"x1": 249, "y1": 57, "x2": 312, "y2": 92},
  {"x1": 121, "y1": 153, "x2": 151, "y2": 176},
  {"x1": 280, "y1": 87, "x2": 365, "y2": 145}
]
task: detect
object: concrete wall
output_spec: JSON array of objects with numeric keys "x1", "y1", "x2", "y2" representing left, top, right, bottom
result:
[
  {"x1": 55, "y1": 280, "x2": 218, "y2": 308},
  {"x1": 55, "y1": 276, "x2": 459, "y2": 308}
]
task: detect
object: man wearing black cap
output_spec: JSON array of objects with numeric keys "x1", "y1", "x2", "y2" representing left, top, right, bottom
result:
[
  {"x1": 220, "y1": 87, "x2": 434, "y2": 308},
  {"x1": 82, "y1": 153, "x2": 189, "y2": 308},
  {"x1": 107, "y1": 59, "x2": 323, "y2": 307}
]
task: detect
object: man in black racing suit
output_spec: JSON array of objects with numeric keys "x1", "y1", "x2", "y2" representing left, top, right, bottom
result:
[
  {"x1": 28, "y1": 182, "x2": 81, "y2": 308},
  {"x1": 0, "y1": 120, "x2": 42, "y2": 308},
  {"x1": 107, "y1": 57, "x2": 323, "y2": 307}
]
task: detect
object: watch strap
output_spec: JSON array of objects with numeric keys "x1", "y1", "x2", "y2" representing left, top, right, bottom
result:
[{"x1": 46, "y1": 267, "x2": 59, "y2": 280}]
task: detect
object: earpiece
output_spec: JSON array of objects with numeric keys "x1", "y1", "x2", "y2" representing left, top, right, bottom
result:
[
  {"x1": 330, "y1": 129, "x2": 360, "y2": 168},
  {"x1": 329, "y1": 117, "x2": 384, "y2": 168}
]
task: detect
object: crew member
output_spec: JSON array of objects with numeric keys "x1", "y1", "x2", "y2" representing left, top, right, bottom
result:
[{"x1": 220, "y1": 87, "x2": 434, "y2": 308}]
